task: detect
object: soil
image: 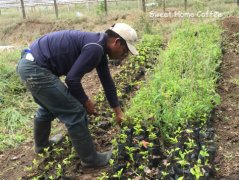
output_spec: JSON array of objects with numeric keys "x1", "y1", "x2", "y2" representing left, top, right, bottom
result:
[{"x1": 213, "y1": 16, "x2": 239, "y2": 179}]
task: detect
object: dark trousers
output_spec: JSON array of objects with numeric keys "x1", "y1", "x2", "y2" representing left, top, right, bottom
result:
[{"x1": 16, "y1": 53, "x2": 88, "y2": 134}]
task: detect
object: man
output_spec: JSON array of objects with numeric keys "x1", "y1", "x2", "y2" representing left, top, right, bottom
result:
[{"x1": 17, "y1": 23, "x2": 138, "y2": 168}]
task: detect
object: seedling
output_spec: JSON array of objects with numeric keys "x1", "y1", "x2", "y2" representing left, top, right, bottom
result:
[
  {"x1": 111, "y1": 138, "x2": 118, "y2": 147},
  {"x1": 45, "y1": 161, "x2": 55, "y2": 170},
  {"x1": 24, "y1": 166, "x2": 33, "y2": 172},
  {"x1": 98, "y1": 172, "x2": 109, "y2": 180},
  {"x1": 174, "y1": 150, "x2": 190, "y2": 179},
  {"x1": 53, "y1": 147, "x2": 64, "y2": 156},
  {"x1": 119, "y1": 133, "x2": 127, "y2": 144},
  {"x1": 174, "y1": 127, "x2": 182, "y2": 135},
  {"x1": 32, "y1": 158, "x2": 39, "y2": 168},
  {"x1": 112, "y1": 148, "x2": 118, "y2": 158},
  {"x1": 111, "y1": 138, "x2": 118, "y2": 158},
  {"x1": 178, "y1": 176, "x2": 184, "y2": 180},
  {"x1": 112, "y1": 168, "x2": 124, "y2": 179},
  {"x1": 175, "y1": 150, "x2": 189, "y2": 167},
  {"x1": 63, "y1": 136, "x2": 70, "y2": 145},
  {"x1": 56, "y1": 164, "x2": 62, "y2": 178},
  {"x1": 199, "y1": 146, "x2": 209, "y2": 158},
  {"x1": 109, "y1": 159, "x2": 114, "y2": 167},
  {"x1": 139, "y1": 150, "x2": 148, "y2": 160},
  {"x1": 125, "y1": 146, "x2": 136, "y2": 162},
  {"x1": 138, "y1": 164, "x2": 145, "y2": 171},
  {"x1": 63, "y1": 157, "x2": 71, "y2": 165},
  {"x1": 168, "y1": 136, "x2": 178, "y2": 144},
  {"x1": 133, "y1": 123, "x2": 143, "y2": 135},
  {"x1": 190, "y1": 164, "x2": 204, "y2": 180},
  {"x1": 184, "y1": 138, "x2": 196, "y2": 149},
  {"x1": 185, "y1": 129, "x2": 193, "y2": 134},
  {"x1": 161, "y1": 171, "x2": 169, "y2": 178}
]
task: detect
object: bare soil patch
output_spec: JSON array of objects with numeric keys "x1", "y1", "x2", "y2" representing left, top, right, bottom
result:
[{"x1": 213, "y1": 16, "x2": 239, "y2": 179}]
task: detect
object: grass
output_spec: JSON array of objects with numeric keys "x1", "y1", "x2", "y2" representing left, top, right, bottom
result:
[
  {"x1": 0, "y1": 49, "x2": 36, "y2": 150},
  {"x1": 0, "y1": 49, "x2": 66, "y2": 150}
]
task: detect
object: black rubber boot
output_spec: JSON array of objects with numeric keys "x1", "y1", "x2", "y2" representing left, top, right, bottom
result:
[
  {"x1": 34, "y1": 119, "x2": 63, "y2": 154},
  {"x1": 81, "y1": 151, "x2": 112, "y2": 168},
  {"x1": 34, "y1": 119, "x2": 51, "y2": 154},
  {"x1": 68, "y1": 123, "x2": 112, "y2": 168}
]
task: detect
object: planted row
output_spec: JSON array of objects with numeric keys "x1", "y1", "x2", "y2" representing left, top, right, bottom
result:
[{"x1": 126, "y1": 22, "x2": 222, "y2": 135}]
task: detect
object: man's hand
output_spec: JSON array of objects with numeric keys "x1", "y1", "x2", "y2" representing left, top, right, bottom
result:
[
  {"x1": 84, "y1": 99, "x2": 98, "y2": 115},
  {"x1": 113, "y1": 106, "x2": 125, "y2": 125}
]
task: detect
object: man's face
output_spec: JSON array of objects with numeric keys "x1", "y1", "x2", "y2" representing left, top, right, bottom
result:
[{"x1": 108, "y1": 38, "x2": 129, "y2": 61}]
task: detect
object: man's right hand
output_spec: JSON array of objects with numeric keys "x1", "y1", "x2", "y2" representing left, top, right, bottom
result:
[
  {"x1": 113, "y1": 106, "x2": 125, "y2": 125},
  {"x1": 84, "y1": 99, "x2": 98, "y2": 115}
]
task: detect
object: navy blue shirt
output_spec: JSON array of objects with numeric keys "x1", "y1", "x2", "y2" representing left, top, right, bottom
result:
[{"x1": 30, "y1": 30, "x2": 119, "y2": 108}]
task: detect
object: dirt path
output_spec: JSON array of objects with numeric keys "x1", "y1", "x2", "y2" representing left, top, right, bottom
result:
[{"x1": 213, "y1": 17, "x2": 239, "y2": 179}]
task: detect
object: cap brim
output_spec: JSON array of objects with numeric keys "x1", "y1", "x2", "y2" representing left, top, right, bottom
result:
[{"x1": 126, "y1": 42, "x2": 139, "y2": 55}]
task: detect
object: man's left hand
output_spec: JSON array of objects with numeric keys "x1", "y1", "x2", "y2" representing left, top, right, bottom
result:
[{"x1": 84, "y1": 99, "x2": 98, "y2": 115}]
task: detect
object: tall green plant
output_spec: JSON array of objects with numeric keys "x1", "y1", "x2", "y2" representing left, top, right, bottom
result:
[{"x1": 126, "y1": 21, "x2": 222, "y2": 136}]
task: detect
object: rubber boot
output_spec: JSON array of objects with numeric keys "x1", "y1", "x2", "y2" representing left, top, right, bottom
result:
[
  {"x1": 68, "y1": 124, "x2": 112, "y2": 168},
  {"x1": 34, "y1": 119, "x2": 63, "y2": 153},
  {"x1": 34, "y1": 119, "x2": 51, "y2": 153},
  {"x1": 81, "y1": 151, "x2": 112, "y2": 168}
]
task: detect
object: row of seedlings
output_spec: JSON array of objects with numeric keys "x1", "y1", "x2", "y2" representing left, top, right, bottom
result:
[{"x1": 103, "y1": 22, "x2": 222, "y2": 179}]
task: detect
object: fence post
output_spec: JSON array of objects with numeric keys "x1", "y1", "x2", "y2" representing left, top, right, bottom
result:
[
  {"x1": 184, "y1": 0, "x2": 187, "y2": 11},
  {"x1": 20, "y1": 0, "x2": 26, "y2": 19},
  {"x1": 85, "y1": 1, "x2": 90, "y2": 11},
  {"x1": 142, "y1": 0, "x2": 146, "y2": 12},
  {"x1": 53, "y1": 0, "x2": 59, "y2": 19},
  {"x1": 138, "y1": 0, "x2": 141, "y2": 10},
  {"x1": 163, "y1": 0, "x2": 166, "y2": 12},
  {"x1": 104, "y1": 0, "x2": 108, "y2": 15}
]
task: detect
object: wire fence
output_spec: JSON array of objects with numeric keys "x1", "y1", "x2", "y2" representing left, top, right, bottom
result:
[
  {"x1": 0, "y1": 0, "x2": 143, "y2": 18},
  {"x1": 0, "y1": 0, "x2": 149, "y2": 18},
  {"x1": 0, "y1": 0, "x2": 238, "y2": 19}
]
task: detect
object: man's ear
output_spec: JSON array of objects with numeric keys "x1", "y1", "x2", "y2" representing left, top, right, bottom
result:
[{"x1": 115, "y1": 38, "x2": 121, "y2": 45}]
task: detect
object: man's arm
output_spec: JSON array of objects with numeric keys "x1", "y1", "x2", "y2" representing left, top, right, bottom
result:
[
  {"x1": 96, "y1": 58, "x2": 124, "y2": 123},
  {"x1": 65, "y1": 44, "x2": 103, "y2": 109}
]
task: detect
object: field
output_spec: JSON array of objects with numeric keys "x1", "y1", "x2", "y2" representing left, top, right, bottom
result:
[{"x1": 0, "y1": 0, "x2": 239, "y2": 179}]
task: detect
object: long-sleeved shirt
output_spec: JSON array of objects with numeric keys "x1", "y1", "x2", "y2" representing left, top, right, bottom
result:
[{"x1": 30, "y1": 30, "x2": 119, "y2": 108}]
